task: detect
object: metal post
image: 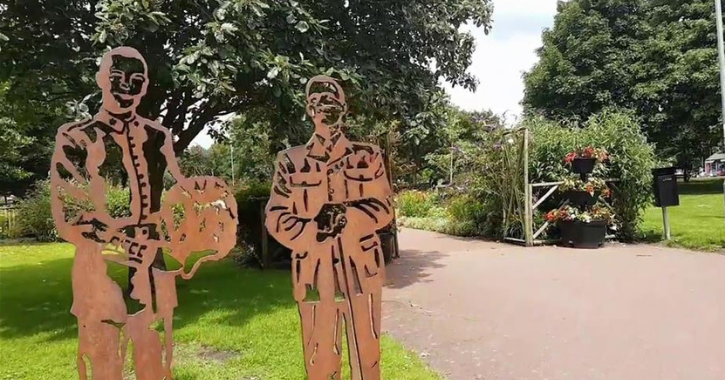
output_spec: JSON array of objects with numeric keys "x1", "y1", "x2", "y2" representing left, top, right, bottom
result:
[
  {"x1": 450, "y1": 147, "x2": 454, "y2": 185},
  {"x1": 662, "y1": 207, "x2": 671, "y2": 240},
  {"x1": 715, "y1": 0, "x2": 725, "y2": 228}
]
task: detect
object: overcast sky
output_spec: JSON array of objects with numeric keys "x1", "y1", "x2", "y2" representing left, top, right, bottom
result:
[
  {"x1": 191, "y1": 0, "x2": 559, "y2": 148},
  {"x1": 445, "y1": 0, "x2": 559, "y2": 124}
]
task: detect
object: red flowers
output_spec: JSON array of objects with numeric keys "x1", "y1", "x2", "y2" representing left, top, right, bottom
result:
[
  {"x1": 546, "y1": 205, "x2": 578, "y2": 223},
  {"x1": 564, "y1": 146, "x2": 609, "y2": 164},
  {"x1": 564, "y1": 152, "x2": 577, "y2": 164},
  {"x1": 546, "y1": 210, "x2": 557, "y2": 223}
]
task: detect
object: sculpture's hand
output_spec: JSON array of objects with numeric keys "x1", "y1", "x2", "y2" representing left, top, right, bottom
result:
[{"x1": 314, "y1": 203, "x2": 347, "y2": 242}]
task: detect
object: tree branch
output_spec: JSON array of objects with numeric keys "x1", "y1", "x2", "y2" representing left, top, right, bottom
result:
[{"x1": 174, "y1": 105, "x2": 219, "y2": 153}]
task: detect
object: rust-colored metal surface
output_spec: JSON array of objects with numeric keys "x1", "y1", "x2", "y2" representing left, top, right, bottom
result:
[
  {"x1": 50, "y1": 47, "x2": 238, "y2": 380},
  {"x1": 265, "y1": 76, "x2": 394, "y2": 380}
]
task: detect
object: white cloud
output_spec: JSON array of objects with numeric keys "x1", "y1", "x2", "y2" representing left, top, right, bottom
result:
[
  {"x1": 445, "y1": 0, "x2": 559, "y2": 119},
  {"x1": 493, "y1": 0, "x2": 558, "y2": 17},
  {"x1": 444, "y1": 30, "x2": 543, "y2": 118},
  {"x1": 191, "y1": 130, "x2": 214, "y2": 148}
]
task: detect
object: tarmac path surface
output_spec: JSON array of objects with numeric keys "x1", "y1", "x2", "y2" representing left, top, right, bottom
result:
[{"x1": 382, "y1": 229, "x2": 725, "y2": 380}]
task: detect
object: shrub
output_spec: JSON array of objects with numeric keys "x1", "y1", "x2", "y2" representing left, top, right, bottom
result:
[
  {"x1": 0, "y1": 213, "x2": 11, "y2": 239},
  {"x1": 12, "y1": 180, "x2": 134, "y2": 242},
  {"x1": 447, "y1": 194, "x2": 487, "y2": 235},
  {"x1": 460, "y1": 124, "x2": 526, "y2": 240},
  {"x1": 106, "y1": 187, "x2": 131, "y2": 218},
  {"x1": 396, "y1": 192, "x2": 487, "y2": 237},
  {"x1": 13, "y1": 180, "x2": 56, "y2": 241},
  {"x1": 235, "y1": 182, "x2": 290, "y2": 266},
  {"x1": 396, "y1": 190, "x2": 436, "y2": 218}
]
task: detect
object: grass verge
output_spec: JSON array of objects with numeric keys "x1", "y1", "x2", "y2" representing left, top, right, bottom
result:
[
  {"x1": 639, "y1": 178, "x2": 724, "y2": 252},
  {"x1": 0, "y1": 243, "x2": 442, "y2": 380}
]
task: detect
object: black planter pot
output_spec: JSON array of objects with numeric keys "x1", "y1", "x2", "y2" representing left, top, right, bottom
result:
[
  {"x1": 558, "y1": 220, "x2": 607, "y2": 249},
  {"x1": 564, "y1": 190, "x2": 597, "y2": 208},
  {"x1": 559, "y1": 220, "x2": 577, "y2": 247},
  {"x1": 379, "y1": 231, "x2": 396, "y2": 264},
  {"x1": 572, "y1": 220, "x2": 607, "y2": 249},
  {"x1": 572, "y1": 157, "x2": 596, "y2": 174}
]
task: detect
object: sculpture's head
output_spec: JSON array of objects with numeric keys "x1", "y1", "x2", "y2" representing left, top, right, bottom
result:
[
  {"x1": 96, "y1": 47, "x2": 148, "y2": 115},
  {"x1": 306, "y1": 76, "x2": 348, "y2": 138}
]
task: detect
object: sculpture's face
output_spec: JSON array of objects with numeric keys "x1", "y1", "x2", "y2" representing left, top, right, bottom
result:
[
  {"x1": 309, "y1": 92, "x2": 346, "y2": 135},
  {"x1": 99, "y1": 55, "x2": 147, "y2": 114}
]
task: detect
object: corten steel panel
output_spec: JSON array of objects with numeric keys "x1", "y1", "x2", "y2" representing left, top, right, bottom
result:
[
  {"x1": 50, "y1": 47, "x2": 238, "y2": 380},
  {"x1": 265, "y1": 76, "x2": 394, "y2": 380}
]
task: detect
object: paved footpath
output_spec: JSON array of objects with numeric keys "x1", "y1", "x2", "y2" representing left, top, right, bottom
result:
[{"x1": 382, "y1": 229, "x2": 725, "y2": 380}]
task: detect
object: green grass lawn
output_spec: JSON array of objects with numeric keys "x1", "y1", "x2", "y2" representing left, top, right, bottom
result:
[
  {"x1": 640, "y1": 178, "x2": 725, "y2": 251},
  {"x1": 0, "y1": 243, "x2": 441, "y2": 380}
]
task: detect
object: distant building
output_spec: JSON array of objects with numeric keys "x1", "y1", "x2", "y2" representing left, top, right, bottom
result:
[{"x1": 705, "y1": 153, "x2": 725, "y2": 177}]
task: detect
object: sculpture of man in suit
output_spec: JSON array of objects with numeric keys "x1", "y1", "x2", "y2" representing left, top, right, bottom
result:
[
  {"x1": 265, "y1": 76, "x2": 393, "y2": 380},
  {"x1": 50, "y1": 46, "x2": 237, "y2": 380}
]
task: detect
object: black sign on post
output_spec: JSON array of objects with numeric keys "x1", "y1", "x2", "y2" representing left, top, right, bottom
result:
[
  {"x1": 652, "y1": 167, "x2": 680, "y2": 207},
  {"x1": 652, "y1": 167, "x2": 680, "y2": 240}
]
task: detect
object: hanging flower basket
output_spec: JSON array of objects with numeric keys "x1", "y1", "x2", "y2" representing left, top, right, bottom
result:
[
  {"x1": 547, "y1": 205, "x2": 616, "y2": 249},
  {"x1": 564, "y1": 146, "x2": 609, "y2": 174},
  {"x1": 571, "y1": 158, "x2": 596, "y2": 174},
  {"x1": 560, "y1": 178, "x2": 612, "y2": 207},
  {"x1": 564, "y1": 190, "x2": 597, "y2": 208}
]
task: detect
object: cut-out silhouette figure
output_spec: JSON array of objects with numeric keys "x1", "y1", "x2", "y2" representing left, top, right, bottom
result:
[
  {"x1": 265, "y1": 76, "x2": 394, "y2": 380},
  {"x1": 50, "y1": 47, "x2": 237, "y2": 380}
]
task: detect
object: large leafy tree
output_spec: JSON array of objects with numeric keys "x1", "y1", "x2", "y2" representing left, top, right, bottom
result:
[
  {"x1": 523, "y1": 0, "x2": 722, "y2": 169},
  {"x1": 523, "y1": 0, "x2": 646, "y2": 120},
  {"x1": 0, "y1": 0, "x2": 492, "y2": 198},
  {"x1": 633, "y1": 0, "x2": 722, "y2": 168}
]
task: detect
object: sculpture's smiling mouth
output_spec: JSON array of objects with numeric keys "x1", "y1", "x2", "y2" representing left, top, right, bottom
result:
[{"x1": 113, "y1": 93, "x2": 135, "y2": 101}]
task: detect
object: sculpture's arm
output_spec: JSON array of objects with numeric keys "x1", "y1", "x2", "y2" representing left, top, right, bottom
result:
[
  {"x1": 162, "y1": 129, "x2": 186, "y2": 185},
  {"x1": 345, "y1": 150, "x2": 394, "y2": 231},
  {"x1": 265, "y1": 153, "x2": 320, "y2": 252},
  {"x1": 50, "y1": 125, "x2": 115, "y2": 244}
]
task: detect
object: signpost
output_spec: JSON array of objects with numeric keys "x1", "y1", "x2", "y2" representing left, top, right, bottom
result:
[
  {"x1": 652, "y1": 167, "x2": 680, "y2": 241},
  {"x1": 715, "y1": 0, "x2": 725, "y2": 231}
]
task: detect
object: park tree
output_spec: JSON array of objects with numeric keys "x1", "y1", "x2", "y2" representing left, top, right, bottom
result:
[
  {"x1": 0, "y1": 0, "x2": 493, "y2": 199},
  {"x1": 523, "y1": 0, "x2": 723, "y2": 171},
  {"x1": 633, "y1": 0, "x2": 722, "y2": 169},
  {"x1": 523, "y1": 0, "x2": 646, "y2": 120}
]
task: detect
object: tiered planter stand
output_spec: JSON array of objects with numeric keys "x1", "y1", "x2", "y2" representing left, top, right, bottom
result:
[{"x1": 560, "y1": 158, "x2": 607, "y2": 249}]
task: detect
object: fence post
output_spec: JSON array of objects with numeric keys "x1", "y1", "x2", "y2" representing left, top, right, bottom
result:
[{"x1": 523, "y1": 128, "x2": 534, "y2": 246}]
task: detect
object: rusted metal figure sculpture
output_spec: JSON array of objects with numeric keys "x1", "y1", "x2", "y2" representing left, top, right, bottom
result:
[
  {"x1": 50, "y1": 47, "x2": 237, "y2": 380},
  {"x1": 265, "y1": 76, "x2": 393, "y2": 380}
]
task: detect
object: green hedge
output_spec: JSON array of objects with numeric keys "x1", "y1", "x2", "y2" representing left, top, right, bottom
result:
[
  {"x1": 235, "y1": 182, "x2": 290, "y2": 266},
  {"x1": 7, "y1": 180, "x2": 132, "y2": 242},
  {"x1": 396, "y1": 189, "x2": 488, "y2": 237}
]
